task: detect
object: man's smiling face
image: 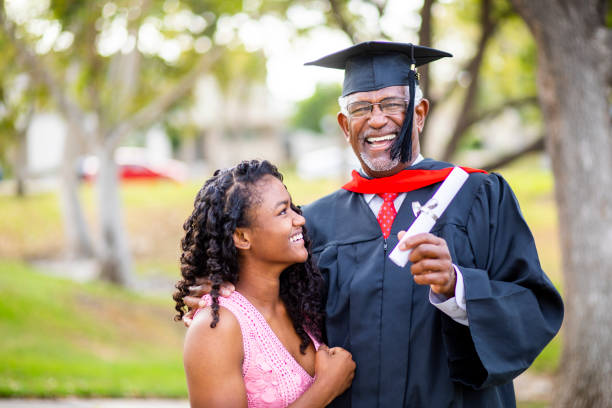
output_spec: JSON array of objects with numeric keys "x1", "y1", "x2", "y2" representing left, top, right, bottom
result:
[{"x1": 338, "y1": 85, "x2": 428, "y2": 178}]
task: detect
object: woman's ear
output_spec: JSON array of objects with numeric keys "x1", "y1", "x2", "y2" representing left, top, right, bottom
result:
[{"x1": 233, "y1": 228, "x2": 251, "y2": 250}]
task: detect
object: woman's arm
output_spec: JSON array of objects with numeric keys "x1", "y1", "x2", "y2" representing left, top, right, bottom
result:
[{"x1": 183, "y1": 306, "x2": 247, "y2": 408}]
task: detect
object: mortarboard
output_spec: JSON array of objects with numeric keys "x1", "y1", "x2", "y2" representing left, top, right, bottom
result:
[{"x1": 305, "y1": 41, "x2": 452, "y2": 163}]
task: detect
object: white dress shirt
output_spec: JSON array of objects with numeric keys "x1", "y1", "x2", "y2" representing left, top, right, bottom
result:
[{"x1": 360, "y1": 155, "x2": 469, "y2": 326}]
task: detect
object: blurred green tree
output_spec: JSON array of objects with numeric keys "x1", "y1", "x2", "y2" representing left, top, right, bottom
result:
[
  {"x1": 292, "y1": 0, "x2": 542, "y2": 170},
  {"x1": 0, "y1": 31, "x2": 53, "y2": 197},
  {"x1": 0, "y1": 0, "x2": 268, "y2": 285},
  {"x1": 0, "y1": 63, "x2": 32, "y2": 197},
  {"x1": 291, "y1": 82, "x2": 342, "y2": 133}
]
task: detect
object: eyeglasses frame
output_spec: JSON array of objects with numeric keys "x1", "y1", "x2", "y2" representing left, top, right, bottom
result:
[{"x1": 346, "y1": 97, "x2": 411, "y2": 118}]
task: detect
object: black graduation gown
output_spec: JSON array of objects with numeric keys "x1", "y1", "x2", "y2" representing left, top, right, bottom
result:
[{"x1": 302, "y1": 159, "x2": 563, "y2": 408}]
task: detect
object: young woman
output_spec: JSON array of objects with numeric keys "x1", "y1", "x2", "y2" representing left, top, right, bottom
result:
[{"x1": 173, "y1": 160, "x2": 355, "y2": 408}]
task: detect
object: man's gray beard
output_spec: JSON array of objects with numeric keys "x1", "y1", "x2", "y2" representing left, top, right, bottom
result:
[{"x1": 360, "y1": 152, "x2": 400, "y2": 173}]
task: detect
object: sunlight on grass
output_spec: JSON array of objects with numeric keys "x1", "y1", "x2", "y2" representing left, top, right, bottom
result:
[
  {"x1": 0, "y1": 260, "x2": 186, "y2": 397},
  {"x1": 530, "y1": 333, "x2": 561, "y2": 373},
  {"x1": 0, "y1": 192, "x2": 64, "y2": 258},
  {"x1": 518, "y1": 402, "x2": 550, "y2": 408}
]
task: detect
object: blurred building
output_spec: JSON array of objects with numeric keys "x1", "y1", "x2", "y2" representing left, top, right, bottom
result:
[{"x1": 22, "y1": 74, "x2": 301, "y2": 184}]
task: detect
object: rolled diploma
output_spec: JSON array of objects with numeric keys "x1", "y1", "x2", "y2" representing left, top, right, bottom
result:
[{"x1": 388, "y1": 167, "x2": 469, "y2": 267}]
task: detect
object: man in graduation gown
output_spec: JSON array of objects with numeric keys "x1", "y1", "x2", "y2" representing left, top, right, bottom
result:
[{"x1": 301, "y1": 41, "x2": 564, "y2": 407}]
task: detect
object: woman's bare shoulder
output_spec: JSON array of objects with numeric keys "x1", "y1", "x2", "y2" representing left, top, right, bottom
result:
[
  {"x1": 183, "y1": 305, "x2": 247, "y2": 407},
  {"x1": 184, "y1": 305, "x2": 243, "y2": 363}
]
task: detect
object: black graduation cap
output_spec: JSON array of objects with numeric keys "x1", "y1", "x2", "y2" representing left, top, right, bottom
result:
[{"x1": 305, "y1": 41, "x2": 451, "y2": 163}]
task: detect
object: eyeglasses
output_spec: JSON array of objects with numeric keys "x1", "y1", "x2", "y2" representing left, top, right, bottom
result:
[{"x1": 346, "y1": 97, "x2": 409, "y2": 118}]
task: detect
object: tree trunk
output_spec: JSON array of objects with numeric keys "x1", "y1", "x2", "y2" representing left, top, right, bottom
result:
[
  {"x1": 510, "y1": 1, "x2": 612, "y2": 407},
  {"x1": 59, "y1": 131, "x2": 96, "y2": 258},
  {"x1": 96, "y1": 145, "x2": 133, "y2": 286},
  {"x1": 14, "y1": 127, "x2": 27, "y2": 197},
  {"x1": 417, "y1": 0, "x2": 435, "y2": 150},
  {"x1": 13, "y1": 106, "x2": 35, "y2": 197},
  {"x1": 418, "y1": 0, "x2": 435, "y2": 97},
  {"x1": 441, "y1": 0, "x2": 496, "y2": 162}
]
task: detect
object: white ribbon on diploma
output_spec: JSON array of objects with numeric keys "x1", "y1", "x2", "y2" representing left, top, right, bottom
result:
[{"x1": 388, "y1": 167, "x2": 470, "y2": 267}]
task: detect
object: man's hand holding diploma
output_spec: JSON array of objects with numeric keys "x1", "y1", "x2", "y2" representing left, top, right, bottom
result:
[{"x1": 397, "y1": 231, "x2": 456, "y2": 298}]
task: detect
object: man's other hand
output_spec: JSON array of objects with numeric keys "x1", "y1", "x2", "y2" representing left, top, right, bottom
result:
[{"x1": 182, "y1": 278, "x2": 235, "y2": 327}]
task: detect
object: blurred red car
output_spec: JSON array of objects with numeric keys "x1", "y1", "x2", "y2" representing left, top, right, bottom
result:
[{"x1": 80, "y1": 147, "x2": 188, "y2": 182}]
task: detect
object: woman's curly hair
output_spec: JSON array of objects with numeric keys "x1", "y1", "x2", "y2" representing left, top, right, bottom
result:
[{"x1": 173, "y1": 159, "x2": 325, "y2": 353}]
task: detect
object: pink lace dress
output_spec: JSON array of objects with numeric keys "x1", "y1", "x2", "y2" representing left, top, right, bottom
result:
[{"x1": 198, "y1": 291, "x2": 320, "y2": 407}]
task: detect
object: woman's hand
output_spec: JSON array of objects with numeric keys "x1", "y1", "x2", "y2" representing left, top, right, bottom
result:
[
  {"x1": 287, "y1": 344, "x2": 356, "y2": 408},
  {"x1": 182, "y1": 277, "x2": 236, "y2": 327},
  {"x1": 312, "y1": 344, "x2": 356, "y2": 404}
]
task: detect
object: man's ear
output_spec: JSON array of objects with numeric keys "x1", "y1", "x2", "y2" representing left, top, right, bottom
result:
[
  {"x1": 337, "y1": 112, "x2": 351, "y2": 142},
  {"x1": 414, "y1": 99, "x2": 430, "y2": 132},
  {"x1": 233, "y1": 228, "x2": 251, "y2": 250}
]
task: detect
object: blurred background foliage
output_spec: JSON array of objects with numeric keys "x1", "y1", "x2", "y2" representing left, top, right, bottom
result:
[{"x1": 291, "y1": 82, "x2": 342, "y2": 133}]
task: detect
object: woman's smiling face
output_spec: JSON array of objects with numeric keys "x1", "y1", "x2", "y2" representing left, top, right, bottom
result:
[{"x1": 240, "y1": 175, "x2": 308, "y2": 268}]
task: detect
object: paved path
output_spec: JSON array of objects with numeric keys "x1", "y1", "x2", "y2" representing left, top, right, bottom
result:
[{"x1": 0, "y1": 399, "x2": 188, "y2": 408}]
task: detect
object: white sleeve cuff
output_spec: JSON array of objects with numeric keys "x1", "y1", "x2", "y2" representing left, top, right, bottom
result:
[{"x1": 429, "y1": 265, "x2": 468, "y2": 326}]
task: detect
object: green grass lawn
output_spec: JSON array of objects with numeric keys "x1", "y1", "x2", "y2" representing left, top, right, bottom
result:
[
  {"x1": 0, "y1": 154, "x2": 563, "y2": 398},
  {"x1": 518, "y1": 403, "x2": 550, "y2": 408},
  {"x1": 0, "y1": 260, "x2": 186, "y2": 397}
]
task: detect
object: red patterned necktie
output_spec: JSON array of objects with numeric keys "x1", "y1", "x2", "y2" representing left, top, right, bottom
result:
[{"x1": 377, "y1": 192, "x2": 399, "y2": 239}]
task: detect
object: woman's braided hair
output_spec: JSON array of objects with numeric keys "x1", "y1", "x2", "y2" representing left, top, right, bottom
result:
[{"x1": 173, "y1": 159, "x2": 325, "y2": 352}]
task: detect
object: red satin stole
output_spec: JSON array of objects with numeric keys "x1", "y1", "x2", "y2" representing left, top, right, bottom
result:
[{"x1": 342, "y1": 167, "x2": 487, "y2": 194}]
